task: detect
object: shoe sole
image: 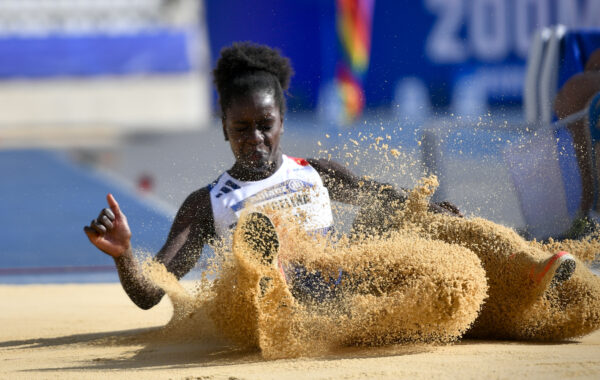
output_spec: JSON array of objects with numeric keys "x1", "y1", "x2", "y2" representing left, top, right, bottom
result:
[
  {"x1": 550, "y1": 256, "x2": 576, "y2": 286},
  {"x1": 236, "y1": 212, "x2": 284, "y2": 296},
  {"x1": 238, "y1": 212, "x2": 280, "y2": 266}
]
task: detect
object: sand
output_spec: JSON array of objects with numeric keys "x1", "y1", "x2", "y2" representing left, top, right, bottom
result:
[
  {"x1": 3, "y1": 177, "x2": 600, "y2": 378},
  {"x1": 2, "y1": 283, "x2": 600, "y2": 379},
  {"x1": 5, "y1": 135, "x2": 600, "y2": 378}
]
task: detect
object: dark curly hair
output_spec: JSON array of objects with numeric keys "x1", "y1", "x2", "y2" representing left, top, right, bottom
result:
[{"x1": 213, "y1": 42, "x2": 294, "y2": 118}]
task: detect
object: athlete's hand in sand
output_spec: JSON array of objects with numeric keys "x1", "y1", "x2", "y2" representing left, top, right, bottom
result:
[
  {"x1": 429, "y1": 201, "x2": 463, "y2": 217},
  {"x1": 84, "y1": 194, "x2": 132, "y2": 258}
]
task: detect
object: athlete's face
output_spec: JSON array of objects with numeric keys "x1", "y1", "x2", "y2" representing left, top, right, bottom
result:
[{"x1": 223, "y1": 89, "x2": 284, "y2": 178}]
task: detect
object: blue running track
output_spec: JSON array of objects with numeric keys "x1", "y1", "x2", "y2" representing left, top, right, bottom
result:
[{"x1": 0, "y1": 149, "x2": 174, "y2": 284}]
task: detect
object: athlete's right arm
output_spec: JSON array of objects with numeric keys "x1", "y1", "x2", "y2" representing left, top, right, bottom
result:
[{"x1": 84, "y1": 189, "x2": 215, "y2": 310}]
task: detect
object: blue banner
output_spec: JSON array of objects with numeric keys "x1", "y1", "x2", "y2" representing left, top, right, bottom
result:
[
  {"x1": 0, "y1": 29, "x2": 194, "y2": 78},
  {"x1": 205, "y1": 0, "x2": 600, "y2": 111}
]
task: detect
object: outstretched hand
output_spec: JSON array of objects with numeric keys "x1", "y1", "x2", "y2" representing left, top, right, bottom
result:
[
  {"x1": 84, "y1": 194, "x2": 132, "y2": 258},
  {"x1": 429, "y1": 201, "x2": 463, "y2": 217}
]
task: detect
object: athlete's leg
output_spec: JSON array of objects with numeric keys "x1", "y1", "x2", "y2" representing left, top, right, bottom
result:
[
  {"x1": 338, "y1": 231, "x2": 488, "y2": 344},
  {"x1": 279, "y1": 222, "x2": 488, "y2": 344},
  {"x1": 414, "y1": 213, "x2": 571, "y2": 293},
  {"x1": 399, "y1": 203, "x2": 600, "y2": 340},
  {"x1": 211, "y1": 211, "x2": 297, "y2": 356}
]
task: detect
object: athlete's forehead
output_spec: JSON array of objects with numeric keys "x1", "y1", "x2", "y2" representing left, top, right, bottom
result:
[{"x1": 226, "y1": 89, "x2": 280, "y2": 120}]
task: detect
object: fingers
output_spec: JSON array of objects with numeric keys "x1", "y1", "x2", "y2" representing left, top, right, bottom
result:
[
  {"x1": 89, "y1": 218, "x2": 107, "y2": 234},
  {"x1": 428, "y1": 203, "x2": 444, "y2": 214},
  {"x1": 83, "y1": 225, "x2": 98, "y2": 239},
  {"x1": 106, "y1": 193, "x2": 121, "y2": 218},
  {"x1": 100, "y1": 208, "x2": 115, "y2": 222},
  {"x1": 85, "y1": 207, "x2": 115, "y2": 237},
  {"x1": 85, "y1": 194, "x2": 129, "y2": 251},
  {"x1": 433, "y1": 201, "x2": 464, "y2": 218},
  {"x1": 439, "y1": 201, "x2": 459, "y2": 214},
  {"x1": 441, "y1": 201, "x2": 463, "y2": 217},
  {"x1": 100, "y1": 214, "x2": 114, "y2": 229}
]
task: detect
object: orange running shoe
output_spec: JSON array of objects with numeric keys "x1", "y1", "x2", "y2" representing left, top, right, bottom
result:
[{"x1": 529, "y1": 251, "x2": 576, "y2": 289}]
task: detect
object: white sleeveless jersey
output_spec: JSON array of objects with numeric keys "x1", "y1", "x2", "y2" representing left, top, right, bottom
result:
[{"x1": 209, "y1": 155, "x2": 334, "y2": 241}]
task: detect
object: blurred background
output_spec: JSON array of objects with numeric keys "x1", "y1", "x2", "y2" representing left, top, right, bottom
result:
[{"x1": 1, "y1": 0, "x2": 599, "y2": 283}]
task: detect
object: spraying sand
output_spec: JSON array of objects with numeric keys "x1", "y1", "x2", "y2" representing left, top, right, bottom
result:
[
  {"x1": 394, "y1": 176, "x2": 600, "y2": 341},
  {"x1": 4, "y1": 135, "x2": 600, "y2": 377},
  {"x1": 125, "y1": 176, "x2": 600, "y2": 360}
]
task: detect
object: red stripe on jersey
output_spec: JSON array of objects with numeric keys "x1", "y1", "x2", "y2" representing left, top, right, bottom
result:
[{"x1": 288, "y1": 156, "x2": 310, "y2": 166}]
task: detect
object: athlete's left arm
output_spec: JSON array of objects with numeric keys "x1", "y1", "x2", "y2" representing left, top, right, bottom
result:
[
  {"x1": 307, "y1": 158, "x2": 406, "y2": 207},
  {"x1": 307, "y1": 158, "x2": 461, "y2": 216}
]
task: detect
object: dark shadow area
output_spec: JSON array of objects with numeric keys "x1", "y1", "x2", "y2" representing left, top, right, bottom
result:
[
  {"x1": 457, "y1": 338, "x2": 579, "y2": 346},
  {"x1": 6, "y1": 326, "x2": 585, "y2": 375},
  {"x1": 20, "y1": 339, "x2": 261, "y2": 372},
  {"x1": 0, "y1": 327, "x2": 159, "y2": 349},
  {"x1": 9, "y1": 327, "x2": 436, "y2": 373}
]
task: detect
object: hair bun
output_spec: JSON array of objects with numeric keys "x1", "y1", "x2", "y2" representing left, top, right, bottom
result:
[{"x1": 214, "y1": 42, "x2": 294, "y2": 92}]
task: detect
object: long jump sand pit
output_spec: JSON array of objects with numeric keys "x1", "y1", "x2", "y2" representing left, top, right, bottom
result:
[
  {"x1": 2, "y1": 282, "x2": 600, "y2": 379},
  {"x1": 4, "y1": 178, "x2": 600, "y2": 379}
]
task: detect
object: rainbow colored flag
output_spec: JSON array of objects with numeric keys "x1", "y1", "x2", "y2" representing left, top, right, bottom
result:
[
  {"x1": 336, "y1": 64, "x2": 365, "y2": 122},
  {"x1": 335, "y1": 0, "x2": 375, "y2": 123}
]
